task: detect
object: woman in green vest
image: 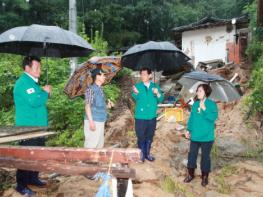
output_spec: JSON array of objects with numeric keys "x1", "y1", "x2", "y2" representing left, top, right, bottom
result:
[{"x1": 184, "y1": 84, "x2": 218, "y2": 187}]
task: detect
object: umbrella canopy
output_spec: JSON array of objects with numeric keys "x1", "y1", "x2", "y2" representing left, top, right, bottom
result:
[
  {"x1": 121, "y1": 41, "x2": 190, "y2": 73},
  {"x1": 178, "y1": 71, "x2": 241, "y2": 102},
  {"x1": 0, "y1": 24, "x2": 94, "y2": 57},
  {"x1": 64, "y1": 56, "x2": 121, "y2": 99}
]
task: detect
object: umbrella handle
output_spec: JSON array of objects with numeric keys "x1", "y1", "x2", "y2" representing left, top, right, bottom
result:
[
  {"x1": 46, "y1": 57, "x2": 49, "y2": 85},
  {"x1": 43, "y1": 41, "x2": 49, "y2": 85}
]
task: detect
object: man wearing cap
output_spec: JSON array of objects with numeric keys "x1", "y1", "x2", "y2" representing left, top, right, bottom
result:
[
  {"x1": 13, "y1": 56, "x2": 51, "y2": 196},
  {"x1": 84, "y1": 68, "x2": 113, "y2": 148}
]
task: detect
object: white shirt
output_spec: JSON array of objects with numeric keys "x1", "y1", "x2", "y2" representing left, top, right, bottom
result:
[
  {"x1": 143, "y1": 81, "x2": 150, "y2": 89},
  {"x1": 25, "y1": 72, "x2": 38, "y2": 83}
]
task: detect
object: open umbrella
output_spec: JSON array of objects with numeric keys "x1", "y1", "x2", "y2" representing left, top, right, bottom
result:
[
  {"x1": 0, "y1": 24, "x2": 93, "y2": 57},
  {"x1": 178, "y1": 71, "x2": 241, "y2": 102},
  {"x1": 121, "y1": 41, "x2": 190, "y2": 77},
  {"x1": 64, "y1": 56, "x2": 121, "y2": 99},
  {"x1": 0, "y1": 24, "x2": 94, "y2": 83}
]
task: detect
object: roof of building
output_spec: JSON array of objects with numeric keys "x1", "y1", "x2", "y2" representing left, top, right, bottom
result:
[{"x1": 172, "y1": 15, "x2": 248, "y2": 33}]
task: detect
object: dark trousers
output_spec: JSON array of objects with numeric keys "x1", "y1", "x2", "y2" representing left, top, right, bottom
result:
[
  {"x1": 16, "y1": 137, "x2": 45, "y2": 189},
  {"x1": 135, "y1": 118, "x2": 156, "y2": 142},
  {"x1": 187, "y1": 141, "x2": 214, "y2": 172}
]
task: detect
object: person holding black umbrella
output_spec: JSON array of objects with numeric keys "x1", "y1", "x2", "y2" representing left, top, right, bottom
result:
[
  {"x1": 131, "y1": 67, "x2": 164, "y2": 162},
  {"x1": 13, "y1": 56, "x2": 51, "y2": 196},
  {"x1": 184, "y1": 84, "x2": 218, "y2": 187}
]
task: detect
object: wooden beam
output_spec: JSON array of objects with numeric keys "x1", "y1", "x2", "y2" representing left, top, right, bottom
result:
[
  {"x1": 0, "y1": 131, "x2": 55, "y2": 144},
  {"x1": 0, "y1": 146, "x2": 141, "y2": 164},
  {"x1": 0, "y1": 157, "x2": 135, "y2": 179},
  {"x1": 0, "y1": 126, "x2": 48, "y2": 137}
]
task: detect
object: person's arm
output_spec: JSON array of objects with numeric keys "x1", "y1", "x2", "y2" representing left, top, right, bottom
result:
[
  {"x1": 107, "y1": 99, "x2": 114, "y2": 109},
  {"x1": 131, "y1": 85, "x2": 140, "y2": 101},
  {"x1": 85, "y1": 87, "x2": 95, "y2": 131},
  {"x1": 202, "y1": 101, "x2": 218, "y2": 122},
  {"x1": 185, "y1": 103, "x2": 196, "y2": 139},
  {"x1": 19, "y1": 82, "x2": 49, "y2": 108},
  {"x1": 187, "y1": 102, "x2": 198, "y2": 132},
  {"x1": 85, "y1": 103, "x2": 96, "y2": 130},
  {"x1": 156, "y1": 84, "x2": 164, "y2": 103}
]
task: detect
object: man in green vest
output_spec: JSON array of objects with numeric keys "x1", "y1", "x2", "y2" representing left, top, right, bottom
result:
[
  {"x1": 13, "y1": 56, "x2": 51, "y2": 196},
  {"x1": 131, "y1": 67, "x2": 164, "y2": 162}
]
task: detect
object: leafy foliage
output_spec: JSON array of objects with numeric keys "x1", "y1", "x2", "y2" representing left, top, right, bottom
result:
[
  {"x1": 244, "y1": 0, "x2": 263, "y2": 115},
  {"x1": 0, "y1": 55, "x2": 23, "y2": 110},
  {"x1": 245, "y1": 56, "x2": 263, "y2": 114},
  {"x1": 0, "y1": 0, "x2": 252, "y2": 48}
]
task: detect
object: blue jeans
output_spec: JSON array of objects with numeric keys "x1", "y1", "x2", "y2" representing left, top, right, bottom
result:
[
  {"x1": 135, "y1": 118, "x2": 156, "y2": 142},
  {"x1": 187, "y1": 141, "x2": 214, "y2": 172}
]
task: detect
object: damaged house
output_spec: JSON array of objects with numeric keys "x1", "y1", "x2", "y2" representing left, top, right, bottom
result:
[{"x1": 172, "y1": 15, "x2": 249, "y2": 68}]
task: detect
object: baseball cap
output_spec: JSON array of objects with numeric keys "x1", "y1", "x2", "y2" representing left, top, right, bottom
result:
[{"x1": 91, "y1": 68, "x2": 106, "y2": 77}]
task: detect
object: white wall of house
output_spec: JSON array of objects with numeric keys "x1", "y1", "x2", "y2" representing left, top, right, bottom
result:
[{"x1": 182, "y1": 26, "x2": 235, "y2": 67}]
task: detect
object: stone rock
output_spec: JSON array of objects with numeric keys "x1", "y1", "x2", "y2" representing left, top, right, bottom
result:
[
  {"x1": 205, "y1": 191, "x2": 231, "y2": 197},
  {"x1": 254, "y1": 121, "x2": 262, "y2": 129},
  {"x1": 217, "y1": 137, "x2": 247, "y2": 157}
]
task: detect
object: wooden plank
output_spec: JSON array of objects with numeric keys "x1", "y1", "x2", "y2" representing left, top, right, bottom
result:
[
  {"x1": 0, "y1": 157, "x2": 135, "y2": 179},
  {"x1": 0, "y1": 126, "x2": 48, "y2": 137},
  {"x1": 0, "y1": 146, "x2": 141, "y2": 164},
  {"x1": 0, "y1": 131, "x2": 55, "y2": 144}
]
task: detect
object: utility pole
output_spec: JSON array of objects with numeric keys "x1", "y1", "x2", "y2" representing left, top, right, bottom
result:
[
  {"x1": 69, "y1": 0, "x2": 77, "y2": 75},
  {"x1": 257, "y1": 0, "x2": 263, "y2": 27}
]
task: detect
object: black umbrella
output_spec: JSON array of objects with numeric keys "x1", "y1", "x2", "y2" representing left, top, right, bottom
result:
[
  {"x1": 0, "y1": 24, "x2": 94, "y2": 57},
  {"x1": 121, "y1": 41, "x2": 190, "y2": 77},
  {"x1": 0, "y1": 24, "x2": 94, "y2": 83},
  {"x1": 178, "y1": 71, "x2": 241, "y2": 102}
]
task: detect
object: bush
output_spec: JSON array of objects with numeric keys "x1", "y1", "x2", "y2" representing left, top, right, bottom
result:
[
  {"x1": 245, "y1": 0, "x2": 263, "y2": 116},
  {"x1": 46, "y1": 127, "x2": 84, "y2": 147},
  {"x1": 0, "y1": 55, "x2": 23, "y2": 110},
  {"x1": 0, "y1": 107, "x2": 15, "y2": 126},
  {"x1": 246, "y1": 41, "x2": 263, "y2": 62},
  {"x1": 115, "y1": 67, "x2": 132, "y2": 79},
  {"x1": 47, "y1": 83, "x2": 84, "y2": 131},
  {"x1": 103, "y1": 83, "x2": 121, "y2": 103},
  {"x1": 245, "y1": 42, "x2": 263, "y2": 115}
]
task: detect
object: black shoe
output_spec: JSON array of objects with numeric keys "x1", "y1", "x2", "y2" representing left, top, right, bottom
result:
[
  {"x1": 16, "y1": 186, "x2": 36, "y2": 197},
  {"x1": 29, "y1": 178, "x2": 47, "y2": 187},
  {"x1": 145, "y1": 140, "x2": 155, "y2": 161},
  {"x1": 184, "y1": 168, "x2": 195, "y2": 183},
  {"x1": 184, "y1": 174, "x2": 195, "y2": 183},
  {"x1": 201, "y1": 172, "x2": 209, "y2": 187},
  {"x1": 145, "y1": 154, "x2": 155, "y2": 161}
]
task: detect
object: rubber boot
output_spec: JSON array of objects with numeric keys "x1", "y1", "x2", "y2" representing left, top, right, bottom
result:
[
  {"x1": 145, "y1": 140, "x2": 155, "y2": 161},
  {"x1": 137, "y1": 140, "x2": 145, "y2": 162},
  {"x1": 30, "y1": 171, "x2": 47, "y2": 187},
  {"x1": 201, "y1": 171, "x2": 209, "y2": 187},
  {"x1": 184, "y1": 168, "x2": 195, "y2": 183}
]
